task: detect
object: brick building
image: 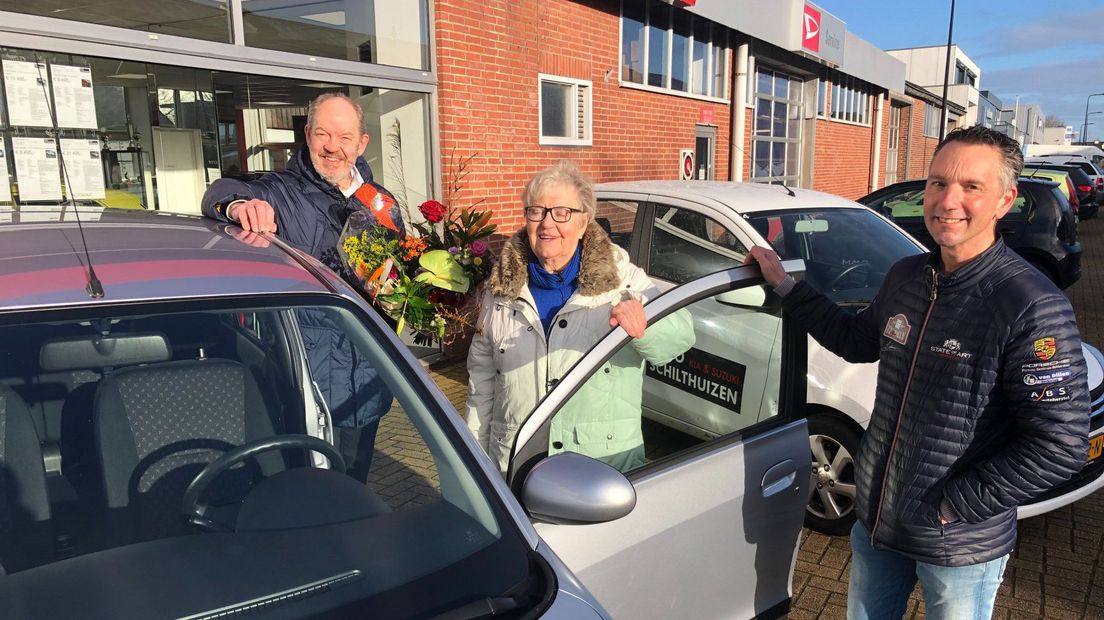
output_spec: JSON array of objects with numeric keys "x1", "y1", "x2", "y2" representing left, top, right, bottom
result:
[{"x1": 434, "y1": 0, "x2": 947, "y2": 237}]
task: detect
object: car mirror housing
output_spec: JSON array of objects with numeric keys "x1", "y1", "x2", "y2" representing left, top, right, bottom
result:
[{"x1": 522, "y1": 452, "x2": 636, "y2": 525}]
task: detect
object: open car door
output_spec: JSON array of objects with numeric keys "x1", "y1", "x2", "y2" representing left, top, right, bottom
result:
[{"x1": 507, "y1": 264, "x2": 809, "y2": 619}]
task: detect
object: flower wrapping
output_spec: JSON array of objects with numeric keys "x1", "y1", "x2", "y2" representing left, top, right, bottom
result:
[{"x1": 338, "y1": 198, "x2": 497, "y2": 344}]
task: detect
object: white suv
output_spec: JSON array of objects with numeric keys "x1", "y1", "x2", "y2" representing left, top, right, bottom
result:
[{"x1": 595, "y1": 180, "x2": 1104, "y2": 535}]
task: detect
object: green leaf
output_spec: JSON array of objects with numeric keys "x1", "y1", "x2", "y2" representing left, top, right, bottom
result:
[{"x1": 414, "y1": 250, "x2": 470, "y2": 293}]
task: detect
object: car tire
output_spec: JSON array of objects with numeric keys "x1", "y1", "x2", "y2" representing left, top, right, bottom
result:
[{"x1": 805, "y1": 412, "x2": 863, "y2": 536}]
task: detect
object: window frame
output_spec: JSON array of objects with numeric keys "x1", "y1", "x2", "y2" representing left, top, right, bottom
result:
[
  {"x1": 619, "y1": 0, "x2": 729, "y2": 103},
  {"x1": 538, "y1": 73, "x2": 593, "y2": 147}
]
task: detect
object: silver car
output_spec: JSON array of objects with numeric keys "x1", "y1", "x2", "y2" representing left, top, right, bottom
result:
[{"x1": 0, "y1": 207, "x2": 809, "y2": 619}]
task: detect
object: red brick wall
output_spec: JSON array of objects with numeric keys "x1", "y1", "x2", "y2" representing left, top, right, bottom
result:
[
  {"x1": 436, "y1": 0, "x2": 731, "y2": 237},
  {"x1": 903, "y1": 100, "x2": 939, "y2": 180},
  {"x1": 811, "y1": 118, "x2": 874, "y2": 199}
]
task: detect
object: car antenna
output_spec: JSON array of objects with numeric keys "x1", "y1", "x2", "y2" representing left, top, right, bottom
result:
[
  {"x1": 35, "y1": 57, "x2": 104, "y2": 298},
  {"x1": 729, "y1": 140, "x2": 796, "y2": 197}
]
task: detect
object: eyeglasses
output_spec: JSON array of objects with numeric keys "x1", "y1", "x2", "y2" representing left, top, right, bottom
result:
[{"x1": 524, "y1": 206, "x2": 585, "y2": 223}]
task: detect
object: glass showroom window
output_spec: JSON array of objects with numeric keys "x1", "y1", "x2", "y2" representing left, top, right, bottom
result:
[
  {"x1": 752, "y1": 67, "x2": 802, "y2": 186},
  {"x1": 620, "y1": 1, "x2": 727, "y2": 99},
  {"x1": 0, "y1": 47, "x2": 432, "y2": 222},
  {"x1": 241, "y1": 0, "x2": 431, "y2": 71},
  {"x1": 539, "y1": 75, "x2": 592, "y2": 146},
  {"x1": 0, "y1": 0, "x2": 231, "y2": 43}
]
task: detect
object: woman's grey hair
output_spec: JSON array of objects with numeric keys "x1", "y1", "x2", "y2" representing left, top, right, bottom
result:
[
  {"x1": 522, "y1": 160, "x2": 597, "y2": 216},
  {"x1": 933, "y1": 125, "x2": 1023, "y2": 192},
  {"x1": 306, "y1": 92, "x2": 366, "y2": 135}
]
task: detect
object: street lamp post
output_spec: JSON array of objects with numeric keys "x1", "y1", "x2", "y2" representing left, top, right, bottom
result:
[
  {"x1": 1082, "y1": 93, "x2": 1104, "y2": 142},
  {"x1": 938, "y1": 0, "x2": 956, "y2": 142},
  {"x1": 1083, "y1": 112, "x2": 1102, "y2": 141}
]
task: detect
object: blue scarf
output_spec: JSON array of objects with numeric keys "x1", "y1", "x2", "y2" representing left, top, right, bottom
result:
[{"x1": 528, "y1": 244, "x2": 582, "y2": 335}]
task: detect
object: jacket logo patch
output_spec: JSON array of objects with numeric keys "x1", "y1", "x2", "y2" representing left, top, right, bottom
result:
[
  {"x1": 1033, "y1": 337, "x2": 1057, "y2": 361},
  {"x1": 1030, "y1": 386, "x2": 1070, "y2": 402},
  {"x1": 931, "y1": 338, "x2": 973, "y2": 361},
  {"x1": 883, "y1": 314, "x2": 911, "y2": 345},
  {"x1": 1023, "y1": 369, "x2": 1071, "y2": 385}
]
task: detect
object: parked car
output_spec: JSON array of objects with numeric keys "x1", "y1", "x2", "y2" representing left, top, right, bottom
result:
[
  {"x1": 0, "y1": 206, "x2": 808, "y2": 619},
  {"x1": 596, "y1": 180, "x2": 1104, "y2": 536},
  {"x1": 1023, "y1": 163, "x2": 1100, "y2": 219},
  {"x1": 1018, "y1": 168, "x2": 1082, "y2": 216},
  {"x1": 1027, "y1": 154, "x2": 1104, "y2": 195},
  {"x1": 861, "y1": 177, "x2": 1082, "y2": 289}
]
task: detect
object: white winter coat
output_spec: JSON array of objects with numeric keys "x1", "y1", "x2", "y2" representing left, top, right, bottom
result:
[{"x1": 465, "y1": 223, "x2": 694, "y2": 473}]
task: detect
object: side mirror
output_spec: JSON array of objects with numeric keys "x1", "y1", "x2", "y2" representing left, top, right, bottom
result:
[
  {"x1": 715, "y1": 284, "x2": 767, "y2": 308},
  {"x1": 522, "y1": 452, "x2": 636, "y2": 525}
]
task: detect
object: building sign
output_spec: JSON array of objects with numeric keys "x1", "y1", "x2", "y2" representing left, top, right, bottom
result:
[
  {"x1": 680, "y1": 149, "x2": 695, "y2": 180},
  {"x1": 700, "y1": 108, "x2": 714, "y2": 125},
  {"x1": 647, "y1": 347, "x2": 747, "y2": 412},
  {"x1": 801, "y1": 5, "x2": 820, "y2": 53},
  {"x1": 798, "y1": 3, "x2": 846, "y2": 67}
]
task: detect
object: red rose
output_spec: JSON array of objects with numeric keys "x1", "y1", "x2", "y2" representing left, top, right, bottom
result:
[{"x1": 419, "y1": 200, "x2": 448, "y2": 224}]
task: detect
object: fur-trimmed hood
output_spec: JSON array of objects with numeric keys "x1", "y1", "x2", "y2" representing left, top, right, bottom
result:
[{"x1": 488, "y1": 221, "x2": 620, "y2": 299}]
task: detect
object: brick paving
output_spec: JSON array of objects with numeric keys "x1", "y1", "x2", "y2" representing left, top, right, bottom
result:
[{"x1": 421, "y1": 220, "x2": 1104, "y2": 619}]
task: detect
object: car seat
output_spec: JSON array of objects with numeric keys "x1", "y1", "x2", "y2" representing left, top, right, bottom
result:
[
  {"x1": 93, "y1": 359, "x2": 284, "y2": 545},
  {"x1": 0, "y1": 384, "x2": 53, "y2": 573}
]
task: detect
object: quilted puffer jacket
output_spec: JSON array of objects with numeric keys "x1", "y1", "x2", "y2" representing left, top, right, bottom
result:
[
  {"x1": 201, "y1": 147, "x2": 403, "y2": 429},
  {"x1": 784, "y1": 238, "x2": 1089, "y2": 566},
  {"x1": 465, "y1": 223, "x2": 694, "y2": 474}
]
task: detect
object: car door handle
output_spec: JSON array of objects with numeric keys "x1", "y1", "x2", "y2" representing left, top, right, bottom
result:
[{"x1": 761, "y1": 459, "x2": 797, "y2": 498}]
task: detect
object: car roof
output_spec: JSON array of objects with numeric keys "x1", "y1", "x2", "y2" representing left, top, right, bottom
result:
[
  {"x1": 594, "y1": 180, "x2": 864, "y2": 214},
  {"x1": 0, "y1": 207, "x2": 332, "y2": 311}
]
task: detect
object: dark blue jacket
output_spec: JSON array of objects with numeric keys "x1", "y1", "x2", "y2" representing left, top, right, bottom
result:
[
  {"x1": 202, "y1": 147, "x2": 403, "y2": 428},
  {"x1": 784, "y1": 239, "x2": 1089, "y2": 566}
]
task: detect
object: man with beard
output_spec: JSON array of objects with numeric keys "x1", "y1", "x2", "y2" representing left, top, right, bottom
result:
[{"x1": 203, "y1": 92, "x2": 402, "y2": 483}]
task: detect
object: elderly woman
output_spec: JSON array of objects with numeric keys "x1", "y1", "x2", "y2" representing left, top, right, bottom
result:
[{"x1": 465, "y1": 161, "x2": 693, "y2": 474}]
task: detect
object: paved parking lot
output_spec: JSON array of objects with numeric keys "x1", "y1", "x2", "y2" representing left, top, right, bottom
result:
[{"x1": 422, "y1": 218, "x2": 1104, "y2": 619}]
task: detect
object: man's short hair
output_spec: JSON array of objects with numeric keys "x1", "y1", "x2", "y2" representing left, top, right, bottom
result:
[
  {"x1": 306, "y1": 92, "x2": 366, "y2": 136},
  {"x1": 933, "y1": 126, "x2": 1024, "y2": 192}
]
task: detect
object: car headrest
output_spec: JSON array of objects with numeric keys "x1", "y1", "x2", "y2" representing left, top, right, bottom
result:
[{"x1": 39, "y1": 333, "x2": 172, "y2": 372}]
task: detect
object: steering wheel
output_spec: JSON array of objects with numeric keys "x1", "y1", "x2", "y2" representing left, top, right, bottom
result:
[
  {"x1": 827, "y1": 263, "x2": 869, "y2": 291},
  {"x1": 182, "y1": 435, "x2": 345, "y2": 532}
]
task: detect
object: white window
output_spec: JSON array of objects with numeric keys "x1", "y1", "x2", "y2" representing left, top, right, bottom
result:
[
  {"x1": 923, "y1": 104, "x2": 941, "y2": 138},
  {"x1": 829, "y1": 76, "x2": 870, "y2": 125},
  {"x1": 539, "y1": 74, "x2": 592, "y2": 146},
  {"x1": 620, "y1": 0, "x2": 728, "y2": 100}
]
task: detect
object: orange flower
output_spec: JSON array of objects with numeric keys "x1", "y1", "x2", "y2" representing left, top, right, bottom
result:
[{"x1": 400, "y1": 235, "x2": 428, "y2": 261}]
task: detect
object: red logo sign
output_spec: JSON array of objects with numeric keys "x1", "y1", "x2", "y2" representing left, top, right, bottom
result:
[
  {"x1": 802, "y1": 4, "x2": 820, "y2": 53},
  {"x1": 700, "y1": 108, "x2": 714, "y2": 125},
  {"x1": 682, "y1": 152, "x2": 695, "y2": 179}
]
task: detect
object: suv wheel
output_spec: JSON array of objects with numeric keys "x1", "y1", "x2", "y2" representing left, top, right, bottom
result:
[{"x1": 805, "y1": 413, "x2": 862, "y2": 536}]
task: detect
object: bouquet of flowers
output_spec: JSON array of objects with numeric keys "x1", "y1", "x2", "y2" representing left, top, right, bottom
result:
[{"x1": 338, "y1": 193, "x2": 496, "y2": 345}]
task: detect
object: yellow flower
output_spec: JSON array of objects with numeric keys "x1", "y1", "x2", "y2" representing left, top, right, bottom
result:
[
  {"x1": 370, "y1": 243, "x2": 383, "y2": 254},
  {"x1": 473, "y1": 257, "x2": 483, "y2": 266}
]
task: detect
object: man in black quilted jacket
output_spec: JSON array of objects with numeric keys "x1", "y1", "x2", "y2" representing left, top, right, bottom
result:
[
  {"x1": 202, "y1": 93, "x2": 402, "y2": 483},
  {"x1": 747, "y1": 126, "x2": 1089, "y2": 619}
]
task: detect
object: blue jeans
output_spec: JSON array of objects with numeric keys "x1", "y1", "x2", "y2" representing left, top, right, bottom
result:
[{"x1": 848, "y1": 521, "x2": 1009, "y2": 620}]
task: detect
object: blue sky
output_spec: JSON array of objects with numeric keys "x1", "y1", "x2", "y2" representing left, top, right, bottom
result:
[{"x1": 813, "y1": 1, "x2": 1104, "y2": 140}]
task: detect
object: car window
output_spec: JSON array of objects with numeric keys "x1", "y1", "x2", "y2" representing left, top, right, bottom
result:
[
  {"x1": 746, "y1": 208, "x2": 923, "y2": 305},
  {"x1": 0, "y1": 299, "x2": 542, "y2": 617},
  {"x1": 647, "y1": 205, "x2": 749, "y2": 283},
  {"x1": 596, "y1": 199, "x2": 640, "y2": 251},
  {"x1": 541, "y1": 282, "x2": 783, "y2": 474},
  {"x1": 877, "y1": 185, "x2": 1028, "y2": 218}
]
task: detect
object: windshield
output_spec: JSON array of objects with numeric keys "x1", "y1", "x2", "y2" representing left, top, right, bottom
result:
[
  {"x1": 0, "y1": 297, "x2": 539, "y2": 618},
  {"x1": 746, "y1": 208, "x2": 923, "y2": 305}
]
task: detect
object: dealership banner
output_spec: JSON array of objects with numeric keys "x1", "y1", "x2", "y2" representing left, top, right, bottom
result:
[{"x1": 647, "y1": 347, "x2": 747, "y2": 412}]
